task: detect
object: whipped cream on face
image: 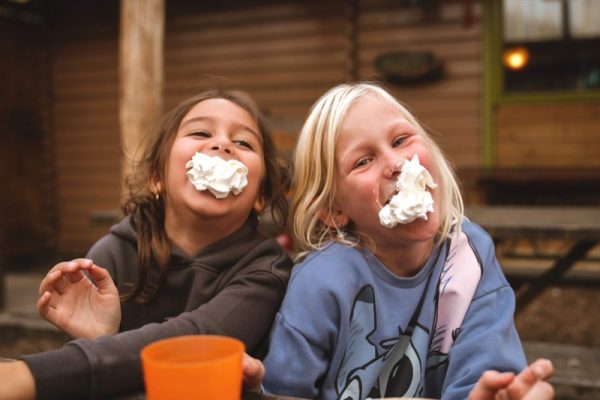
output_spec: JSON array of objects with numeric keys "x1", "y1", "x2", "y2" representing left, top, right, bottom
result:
[
  {"x1": 378, "y1": 154, "x2": 438, "y2": 227},
  {"x1": 185, "y1": 152, "x2": 248, "y2": 199}
]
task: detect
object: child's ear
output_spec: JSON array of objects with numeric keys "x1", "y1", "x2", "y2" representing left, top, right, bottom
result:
[
  {"x1": 253, "y1": 197, "x2": 264, "y2": 214},
  {"x1": 319, "y1": 208, "x2": 349, "y2": 229},
  {"x1": 149, "y1": 178, "x2": 162, "y2": 196}
]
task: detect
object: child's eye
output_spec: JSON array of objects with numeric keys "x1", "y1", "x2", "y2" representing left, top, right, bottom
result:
[
  {"x1": 234, "y1": 140, "x2": 254, "y2": 150},
  {"x1": 190, "y1": 130, "x2": 211, "y2": 138},
  {"x1": 392, "y1": 136, "x2": 406, "y2": 147},
  {"x1": 354, "y1": 158, "x2": 370, "y2": 169}
]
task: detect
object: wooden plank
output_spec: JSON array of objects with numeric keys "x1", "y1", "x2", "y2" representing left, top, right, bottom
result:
[
  {"x1": 54, "y1": 86, "x2": 118, "y2": 101},
  {"x1": 166, "y1": 69, "x2": 347, "y2": 90},
  {"x1": 497, "y1": 146, "x2": 599, "y2": 163},
  {"x1": 119, "y1": 0, "x2": 164, "y2": 181},
  {"x1": 378, "y1": 77, "x2": 481, "y2": 98},
  {"x1": 502, "y1": 265, "x2": 600, "y2": 287},
  {"x1": 466, "y1": 207, "x2": 600, "y2": 241},
  {"x1": 360, "y1": 58, "x2": 481, "y2": 79},
  {"x1": 358, "y1": 23, "x2": 480, "y2": 46},
  {"x1": 167, "y1": 18, "x2": 346, "y2": 46},
  {"x1": 359, "y1": 40, "x2": 480, "y2": 60},
  {"x1": 54, "y1": 100, "x2": 117, "y2": 115},
  {"x1": 168, "y1": 1, "x2": 344, "y2": 28},
  {"x1": 496, "y1": 103, "x2": 600, "y2": 123},
  {"x1": 358, "y1": 1, "x2": 480, "y2": 26},
  {"x1": 165, "y1": 52, "x2": 347, "y2": 75},
  {"x1": 165, "y1": 34, "x2": 348, "y2": 59}
]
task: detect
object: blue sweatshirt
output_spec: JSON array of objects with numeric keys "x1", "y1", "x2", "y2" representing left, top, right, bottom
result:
[{"x1": 263, "y1": 220, "x2": 526, "y2": 399}]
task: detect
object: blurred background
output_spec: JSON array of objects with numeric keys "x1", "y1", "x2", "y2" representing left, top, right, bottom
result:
[{"x1": 0, "y1": 0, "x2": 599, "y2": 397}]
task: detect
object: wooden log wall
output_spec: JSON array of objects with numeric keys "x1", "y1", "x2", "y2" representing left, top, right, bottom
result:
[
  {"x1": 356, "y1": 0, "x2": 483, "y2": 168},
  {"x1": 0, "y1": 16, "x2": 54, "y2": 262},
  {"x1": 164, "y1": 0, "x2": 352, "y2": 158},
  {"x1": 49, "y1": 0, "x2": 121, "y2": 255},
  {"x1": 44, "y1": 0, "x2": 482, "y2": 255},
  {"x1": 496, "y1": 103, "x2": 600, "y2": 167}
]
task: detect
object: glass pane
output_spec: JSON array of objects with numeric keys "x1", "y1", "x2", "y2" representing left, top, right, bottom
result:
[
  {"x1": 503, "y1": 0, "x2": 562, "y2": 41},
  {"x1": 570, "y1": 0, "x2": 600, "y2": 38},
  {"x1": 502, "y1": 0, "x2": 600, "y2": 93}
]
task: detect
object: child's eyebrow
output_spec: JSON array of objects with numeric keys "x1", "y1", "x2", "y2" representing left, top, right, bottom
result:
[{"x1": 388, "y1": 120, "x2": 416, "y2": 133}]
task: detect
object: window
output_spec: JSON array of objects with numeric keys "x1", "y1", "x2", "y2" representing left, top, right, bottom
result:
[{"x1": 502, "y1": 0, "x2": 600, "y2": 93}]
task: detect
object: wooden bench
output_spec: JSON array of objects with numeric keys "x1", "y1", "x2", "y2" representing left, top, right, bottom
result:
[
  {"x1": 459, "y1": 168, "x2": 600, "y2": 206},
  {"x1": 465, "y1": 206, "x2": 600, "y2": 313}
]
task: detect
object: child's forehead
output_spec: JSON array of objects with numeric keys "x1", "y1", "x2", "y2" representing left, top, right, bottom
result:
[
  {"x1": 341, "y1": 96, "x2": 415, "y2": 133},
  {"x1": 180, "y1": 98, "x2": 261, "y2": 137},
  {"x1": 344, "y1": 93, "x2": 410, "y2": 122}
]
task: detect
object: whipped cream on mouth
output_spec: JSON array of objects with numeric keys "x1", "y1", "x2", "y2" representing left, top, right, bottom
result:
[
  {"x1": 185, "y1": 152, "x2": 248, "y2": 199},
  {"x1": 378, "y1": 154, "x2": 438, "y2": 227}
]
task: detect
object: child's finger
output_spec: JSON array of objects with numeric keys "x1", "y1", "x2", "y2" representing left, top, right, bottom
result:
[
  {"x1": 530, "y1": 359, "x2": 553, "y2": 381},
  {"x1": 242, "y1": 353, "x2": 265, "y2": 392},
  {"x1": 468, "y1": 370, "x2": 514, "y2": 400},
  {"x1": 523, "y1": 380, "x2": 554, "y2": 400},
  {"x1": 39, "y1": 270, "x2": 66, "y2": 296},
  {"x1": 36, "y1": 291, "x2": 53, "y2": 317},
  {"x1": 49, "y1": 259, "x2": 92, "y2": 278},
  {"x1": 507, "y1": 359, "x2": 553, "y2": 399},
  {"x1": 60, "y1": 259, "x2": 93, "y2": 283},
  {"x1": 38, "y1": 297, "x2": 59, "y2": 326},
  {"x1": 86, "y1": 265, "x2": 115, "y2": 293},
  {"x1": 46, "y1": 291, "x2": 63, "y2": 310},
  {"x1": 40, "y1": 259, "x2": 90, "y2": 294},
  {"x1": 64, "y1": 268, "x2": 88, "y2": 284}
]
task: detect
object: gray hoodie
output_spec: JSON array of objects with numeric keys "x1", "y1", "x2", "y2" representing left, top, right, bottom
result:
[{"x1": 22, "y1": 216, "x2": 292, "y2": 399}]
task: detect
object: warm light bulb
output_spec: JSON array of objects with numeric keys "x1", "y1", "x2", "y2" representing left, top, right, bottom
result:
[{"x1": 503, "y1": 47, "x2": 529, "y2": 70}]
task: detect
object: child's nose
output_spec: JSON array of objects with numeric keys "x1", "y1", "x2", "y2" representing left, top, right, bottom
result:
[
  {"x1": 382, "y1": 155, "x2": 403, "y2": 179},
  {"x1": 383, "y1": 165, "x2": 400, "y2": 179},
  {"x1": 209, "y1": 138, "x2": 232, "y2": 155}
]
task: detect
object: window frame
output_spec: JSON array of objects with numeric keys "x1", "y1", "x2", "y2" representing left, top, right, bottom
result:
[{"x1": 482, "y1": 0, "x2": 600, "y2": 166}]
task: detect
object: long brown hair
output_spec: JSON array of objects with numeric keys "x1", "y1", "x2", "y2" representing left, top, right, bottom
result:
[{"x1": 121, "y1": 89, "x2": 289, "y2": 303}]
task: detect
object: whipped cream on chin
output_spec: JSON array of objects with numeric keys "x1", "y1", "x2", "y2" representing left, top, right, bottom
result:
[
  {"x1": 378, "y1": 154, "x2": 438, "y2": 227},
  {"x1": 185, "y1": 152, "x2": 248, "y2": 199}
]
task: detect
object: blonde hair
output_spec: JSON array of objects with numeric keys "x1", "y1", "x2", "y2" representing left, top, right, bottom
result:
[{"x1": 292, "y1": 82, "x2": 463, "y2": 258}]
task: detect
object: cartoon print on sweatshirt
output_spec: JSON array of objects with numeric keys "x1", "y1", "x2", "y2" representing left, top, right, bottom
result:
[{"x1": 335, "y1": 231, "x2": 482, "y2": 400}]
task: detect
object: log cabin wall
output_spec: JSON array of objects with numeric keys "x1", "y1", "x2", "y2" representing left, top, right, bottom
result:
[
  {"x1": 0, "y1": 13, "x2": 54, "y2": 262},
  {"x1": 356, "y1": 0, "x2": 483, "y2": 168},
  {"x1": 495, "y1": 103, "x2": 600, "y2": 167},
  {"x1": 164, "y1": 0, "x2": 353, "y2": 159},
  {"x1": 49, "y1": 0, "x2": 121, "y2": 256},
  {"x1": 43, "y1": 0, "x2": 481, "y2": 256},
  {"x1": 163, "y1": 0, "x2": 482, "y2": 162}
]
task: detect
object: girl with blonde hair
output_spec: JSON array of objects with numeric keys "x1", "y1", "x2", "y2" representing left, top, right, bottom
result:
[{"x1": 260, "y1": 82, "x2": 553, "y2": 400}]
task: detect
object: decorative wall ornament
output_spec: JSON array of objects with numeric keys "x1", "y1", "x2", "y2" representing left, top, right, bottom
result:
[{"x1": 375, "y1": 51, "x2": 443, "y2": 85}]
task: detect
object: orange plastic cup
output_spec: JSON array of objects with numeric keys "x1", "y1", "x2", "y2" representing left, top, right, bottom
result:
[{"x1": 141, "y1": 335, "x2": 245, "y2": 400}]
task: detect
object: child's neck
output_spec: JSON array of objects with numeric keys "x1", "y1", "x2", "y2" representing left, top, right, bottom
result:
[
  {"x1": 165, "y1": 212, "x2": 246, "y2": 257},
  {"x1": 373, "y1": 239, "x2": 434, "y2": 278}
]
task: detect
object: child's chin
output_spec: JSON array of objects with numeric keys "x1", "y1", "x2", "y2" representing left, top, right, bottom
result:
[{"x1": 402, "y1": 216, "x2": 438, "y2": 238}]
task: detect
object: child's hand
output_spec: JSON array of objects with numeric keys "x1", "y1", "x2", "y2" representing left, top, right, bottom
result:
[
  {"x1": 468, "y1": 358, "x2": 554, "y2": 400},
  {"x1": 242, "y1": 353, "x2": 265, "y2": 393},
  {"x1": 37, "y1": 259, "x2": 121, "y2": 339}
]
